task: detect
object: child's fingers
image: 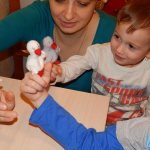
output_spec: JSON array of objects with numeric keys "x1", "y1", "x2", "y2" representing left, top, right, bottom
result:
[
  {"x1": 42, "y1": 62, "x2": 52, "y2": 86},
  {"x1": 0, "y1": 110, "x2": 17, "y2": 122},
  {"x1": 0, "y1": 117, "x2": 14, "y2": 122},
  {"x1": 50, "y1": 64, "x2": 62, "y2": 83},
  {"x1": 0, "y1": 101, "x2": 7, "y2": 110},
  {"x1": 29, "y1": 73, "x2": 47, "y2": 88},
  {"x1": 27, "y1": 79, "x2": 44, "y2": 92},
  {"x1": 56, "y1": 66, "x2": 62, "y2": 76},
  {"x1": 50, "y1": 72, "x2": 57, "y2": 82},
  {"x1": 52, "y1": 64, "x2": 62, "y2": 76},
  {"x1": 20, "y1": 83, "x2": 37, "y2": 94},
  {"x1": 21, "y1": 78, "x2": 42, "y2": 94},
  {"x1": 23, "y1": 72, "x2": 46, "y2": 91},
  {"x1": 1, "y1": 91, "x2": 15, "y2": 110},
  {"x1": 4, "y1": 91, "x2": 15, "y2": 102}
]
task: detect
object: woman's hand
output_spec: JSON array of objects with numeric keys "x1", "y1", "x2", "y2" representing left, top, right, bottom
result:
[
  {"x1": 20, "y1": 62, "x2": 52, "y2": 108},
  {"x1": 0, "y1": 90, "x2": 17, "y2": 122}
]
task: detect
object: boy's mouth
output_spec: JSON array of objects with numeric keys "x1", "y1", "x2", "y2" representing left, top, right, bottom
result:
[{"x1": 114, "y1": 53, "x2": 125, "y2": 60}]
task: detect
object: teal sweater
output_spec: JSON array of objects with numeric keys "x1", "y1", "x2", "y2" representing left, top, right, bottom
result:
[{"x1": 0, "y1": 0, "x2": 116, "y2": 92}]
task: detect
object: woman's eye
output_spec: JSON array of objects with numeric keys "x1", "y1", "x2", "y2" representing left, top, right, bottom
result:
[
  {"x1": 77, "y1": 1, "x2": 89, "y2": 7},
  {"x1": 55, "y1": 0, "x2": 65, "y2": 3}
]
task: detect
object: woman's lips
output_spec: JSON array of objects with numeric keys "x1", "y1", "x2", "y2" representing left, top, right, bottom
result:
[{"x1": 61, "y1": 21, "x2": 76, "y2": 28}]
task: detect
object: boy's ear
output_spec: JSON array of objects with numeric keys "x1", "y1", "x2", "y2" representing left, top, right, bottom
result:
[{"x1": 146, "y1": 50, "x2": 150, "y2": 59}]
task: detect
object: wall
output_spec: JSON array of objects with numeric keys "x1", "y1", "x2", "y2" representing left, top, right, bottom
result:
[
  {"x1": 0, "y1": 0, "x2": 9, "y2": 19},
  {"x1": 0, "y1": 0, "x2": 14, "y2": 77}
]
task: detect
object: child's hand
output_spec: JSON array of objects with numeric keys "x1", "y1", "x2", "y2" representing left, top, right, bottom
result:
[
  {"x1": 0, "y1": 90, "x2": 15, "y2": 110},
  {"x1": 50, "y1": 64, "x2": 62, "y2": 83},
  {"x1": 20, "y1": 62, "x2": 52, "y2": 108},
  {"x1": 0, "y1": 90, "x2": 17, "y2": 122}
]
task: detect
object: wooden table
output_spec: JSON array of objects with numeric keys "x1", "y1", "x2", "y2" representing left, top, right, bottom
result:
[{"x1": 0, "y1": 76, "x2": 109, "y2": 150}]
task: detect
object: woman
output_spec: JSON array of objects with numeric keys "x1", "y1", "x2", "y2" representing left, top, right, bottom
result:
[{"x1": 0, "y1": 0, "x2": 116, "y2": 92}]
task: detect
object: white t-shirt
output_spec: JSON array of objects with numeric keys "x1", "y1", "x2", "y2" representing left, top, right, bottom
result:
[{"x1": 56, "y1": 43, "x2": 150, "y2": 124}]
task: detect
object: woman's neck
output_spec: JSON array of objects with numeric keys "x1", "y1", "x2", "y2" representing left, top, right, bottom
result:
[
  {"x1": 54, "y1": 12, "x2": 100, "y2": 61},
  {"x1": 54, "y1": 25, "x2": 88, "y2": 45}
]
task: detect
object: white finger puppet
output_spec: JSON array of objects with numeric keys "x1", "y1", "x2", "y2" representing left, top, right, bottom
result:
[
  {"x1": 42, "y1": 36, "x2": 60, "y2": 64},
  {"x1": 26, "y1": 40, "x2": 46, "y2": 76}
]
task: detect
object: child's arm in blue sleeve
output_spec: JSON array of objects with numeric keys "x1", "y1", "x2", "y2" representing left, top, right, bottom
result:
[{"x1": 29, "y1": 95, "x2": 123, "y2": 150}]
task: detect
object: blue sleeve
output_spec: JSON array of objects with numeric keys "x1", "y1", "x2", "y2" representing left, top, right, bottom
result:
[
  {"x1": 29, "y1": 95, "x2": 123, "y2": 150},
  {"x1": 0, "y1": 0, "x2": 54, "y2": 51}
]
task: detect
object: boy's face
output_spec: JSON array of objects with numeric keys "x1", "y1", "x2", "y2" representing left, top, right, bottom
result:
[{"x1": 110, "y1": 23, "x2": 150, "y2": 67}]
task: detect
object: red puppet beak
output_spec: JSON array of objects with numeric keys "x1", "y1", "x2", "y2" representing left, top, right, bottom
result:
[
  {"x1": 35, "y1": 49, "x2": 41, "y2": 56},
  {"x1": 51, "y1": 42, "x2": 57, "y2": 49}
]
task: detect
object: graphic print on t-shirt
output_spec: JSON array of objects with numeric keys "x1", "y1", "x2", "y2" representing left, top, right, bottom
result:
[{"x1": 92, "y1": 71, "x2": 148, "y2": 124}]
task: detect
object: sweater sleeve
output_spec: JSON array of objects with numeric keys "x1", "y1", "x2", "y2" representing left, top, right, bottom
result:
[
  {"x1": 29, "y1": 95, "x2": 123, "y2": 150},
  {"x1": 0, "y1": 0, "x2": 53, "y2": 51},
  {"x1": 116, "y1": 117, "x2": 150, "y2": 150},
  {"x1": 56, "y1": 45, "x2": 100, "y2": 83}
]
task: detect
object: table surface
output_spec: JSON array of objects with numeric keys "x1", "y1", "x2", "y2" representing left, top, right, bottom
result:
[{"x1": 0, "y1": 76, "x2": 109, "y2": 150}]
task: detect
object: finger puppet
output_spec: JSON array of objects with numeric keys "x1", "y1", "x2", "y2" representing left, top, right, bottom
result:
[
  {"x1": 26, "y1": 40, "x2": 46, "y2": 76},
  {"x1": 42, "y1": 36, "x2": 60, "y2": 64}
]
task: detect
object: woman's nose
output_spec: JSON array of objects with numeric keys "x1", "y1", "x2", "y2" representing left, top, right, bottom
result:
[{"x1": 64, "y1": 4, "x2": 75, "y2": 20}]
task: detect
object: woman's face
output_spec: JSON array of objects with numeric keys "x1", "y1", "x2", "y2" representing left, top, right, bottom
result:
[{"x1": 49, "y1": 0, "x2": 97, "y2": 34}]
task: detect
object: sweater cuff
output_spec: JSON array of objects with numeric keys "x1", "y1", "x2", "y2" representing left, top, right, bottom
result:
[{"x1": 29, "y1": 95, "x2": 54, "y2": 124}]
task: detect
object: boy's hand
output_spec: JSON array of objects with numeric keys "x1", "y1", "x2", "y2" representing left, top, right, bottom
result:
[
  {"x1": 50, "y1": 64, "x2": 62, "y2": 83},
  {"x1": 0, "y1": 90, "x2": 17, "y2": 122},
  {"x1": 20, "y1": 62, "x2": 52, "y2": 108}
]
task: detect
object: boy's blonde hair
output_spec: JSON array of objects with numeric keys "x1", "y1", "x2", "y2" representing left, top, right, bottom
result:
[{"x1": 117, "y1": 0, "x2": 150, "y2": 33}]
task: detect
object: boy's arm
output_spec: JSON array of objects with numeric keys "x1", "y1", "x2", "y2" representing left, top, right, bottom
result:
[
  {"x1": 116, "y1": 117, "x2": 150, "y2": 150},
  {"x1": 55, "y1": 46, "x2": 99, "y2": 83},
  {"x1": 21, "y1": 63, "x2": 123, "y2": 149},
  {"x1": 29, "y1": 95, "x2": 123, "y2": 150}
]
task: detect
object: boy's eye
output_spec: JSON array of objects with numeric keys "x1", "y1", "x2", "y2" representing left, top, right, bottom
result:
[{"x1": 128, "y1": 44, "x2": 135, "y2": 49}]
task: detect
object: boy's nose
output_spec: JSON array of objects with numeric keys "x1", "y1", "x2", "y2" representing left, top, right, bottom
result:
[{"x1": 116, "y1": 44, "x2": 124, "y2": 54}]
